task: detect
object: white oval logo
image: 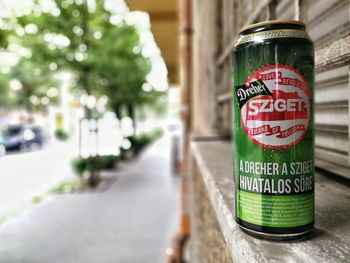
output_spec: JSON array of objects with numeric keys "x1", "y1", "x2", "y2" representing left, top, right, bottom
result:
[{"x1": 240, "y1": 65, "x2": 311, "y2": 149}]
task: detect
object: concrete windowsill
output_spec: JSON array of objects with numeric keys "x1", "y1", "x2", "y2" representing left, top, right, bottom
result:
[{"x1": 191, "y1": 141, "x2": 350, "y2": 262}]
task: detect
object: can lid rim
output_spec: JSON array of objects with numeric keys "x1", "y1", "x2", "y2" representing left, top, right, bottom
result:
[{"x1": 239, "y1": 20, "x2": 306, "y2": 34}]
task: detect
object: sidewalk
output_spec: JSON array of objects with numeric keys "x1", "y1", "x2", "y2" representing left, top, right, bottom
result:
[
  {"x1": 0, "y1": 138, "x2": 77, "y2": 217},
  {"x1": 0, "y1": 136, "x2": 180, "y2": 263}
]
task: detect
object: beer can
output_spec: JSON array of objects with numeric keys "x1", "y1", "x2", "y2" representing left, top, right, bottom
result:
[{"x1": 232, "y1": 20, "x2": 314, "y2": 239}]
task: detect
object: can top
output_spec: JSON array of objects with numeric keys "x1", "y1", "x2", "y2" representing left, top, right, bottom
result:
[{"x1": 239, "y1": 20, "x2": 306, "y2": 34}]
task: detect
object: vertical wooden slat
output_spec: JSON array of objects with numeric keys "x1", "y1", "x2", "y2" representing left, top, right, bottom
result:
[
  {"x1": 233, "y1": 0, "x2": 239, "y2": 35},
  {"x1": 179, "y1": 0, "x2": 192, "y2": 146},
  {"x1": 348, "y1": 67, "x2": 350, "y2": 163},
  {"x1": 294, "y1": 0, "x2": 308, "y2": 23},
  {"x1": 267, "y1": 0, "x2": 277, "y2": 20},
  {"x1": 192, "y1": 0, "x2": 221, "y2": 135},
  {"x1": 346, "y1": 1, "x2": 349, "y2": 164},
  {"x1": 168, "y1": 1, "x2": 193, "y2": 262},
  {"x1": 219, "y1": 0, "x2": 233, "y2": 133},
  {"x1": 179, "y1": 0, "x2": 193, "y2": 231}
]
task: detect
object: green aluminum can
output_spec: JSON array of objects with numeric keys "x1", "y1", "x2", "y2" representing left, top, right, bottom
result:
[{"x1": 232, "y1": 20, "x2": 314, "y2": 239}]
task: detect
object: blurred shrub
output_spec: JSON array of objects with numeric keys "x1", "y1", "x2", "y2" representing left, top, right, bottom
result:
[
  {"x1": 99, "y1": 155, "x2": 120, "y2": 169},
  {"x1": 71, "y1": 155, "x2": 119, "y2": 177},
  {"x1": 55, "y1": 129, "x2": 69, "y2": 141},
  {"x1": 130, "y1": 128, "x2": 164, "y2": 155},
  {"x1": 71, "y1": 157, "x2": 92, "y2": 177},
  {"x1": 71, "y1": 128, "x2": 162, "y2": 176}
]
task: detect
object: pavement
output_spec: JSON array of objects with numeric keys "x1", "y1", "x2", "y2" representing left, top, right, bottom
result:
[
  {"x1": 0, "y1": 139, "x2": 77, "y2": 217},
  {"x1": 0, "y1": 136, "x2": 180, "y2": 263}
]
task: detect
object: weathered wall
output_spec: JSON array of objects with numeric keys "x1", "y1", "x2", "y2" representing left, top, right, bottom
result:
[
  {"x1": 191, "y1": 0, "x2": 221, "y2": 135},
  {"x1": 188, "y1": 0, "x2": 350, "y2": 261},
  {"x1": 191, "y1": 0, "x2": 350, "y2": 175},
  {"x1": 190, "y1": 157, "x2": 232, "y2": 263}
]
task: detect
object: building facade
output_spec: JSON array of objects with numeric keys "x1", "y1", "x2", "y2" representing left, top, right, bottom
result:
[{"x1": 186, "y1": 0, "x2": 350, "y2": 262}]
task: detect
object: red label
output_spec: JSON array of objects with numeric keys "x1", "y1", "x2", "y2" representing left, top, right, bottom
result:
[{"x1": 241, "y1": 65, "x2": 311, "y2": 149}]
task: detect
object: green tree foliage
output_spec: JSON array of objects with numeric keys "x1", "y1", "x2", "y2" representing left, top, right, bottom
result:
[
  {"x1": 0, "y1": 73, "x2": 12, "y2": 106},
  {"x1": 9, "y1": 59, "x2": 59, "y2": 111},
  {"x1": 15, "y1": 0, "x2": 158, "y2": 119},
  {"x1": 0, "y1": 22, "x2": 11, "y2": 106},
  {"x1": 91, "y1": 22, "x2": 152, "y2": 117},
  {"x1": 0, "y1": 29, "x2": 9, "y2": 49}
]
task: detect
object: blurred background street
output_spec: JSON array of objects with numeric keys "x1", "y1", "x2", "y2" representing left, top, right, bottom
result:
[
  {"x1": 0, "y1": 136, "x2": 180, "y2": 263},
  {"x1": 0, "y1": 137, "x2": 76, "y2": 217},
  {"x1": 0, "y1": 0, "x2": 183, "y2": 262}
]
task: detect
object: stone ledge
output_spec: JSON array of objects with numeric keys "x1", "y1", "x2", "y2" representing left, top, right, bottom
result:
[{"x1": 191, "y1": 141, "x2": 350, "y2": 262}]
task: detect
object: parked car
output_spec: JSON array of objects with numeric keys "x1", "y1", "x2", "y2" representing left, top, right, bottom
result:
[{"x1": 1, "y1": 125, "x2": 45, "y2": 151}]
